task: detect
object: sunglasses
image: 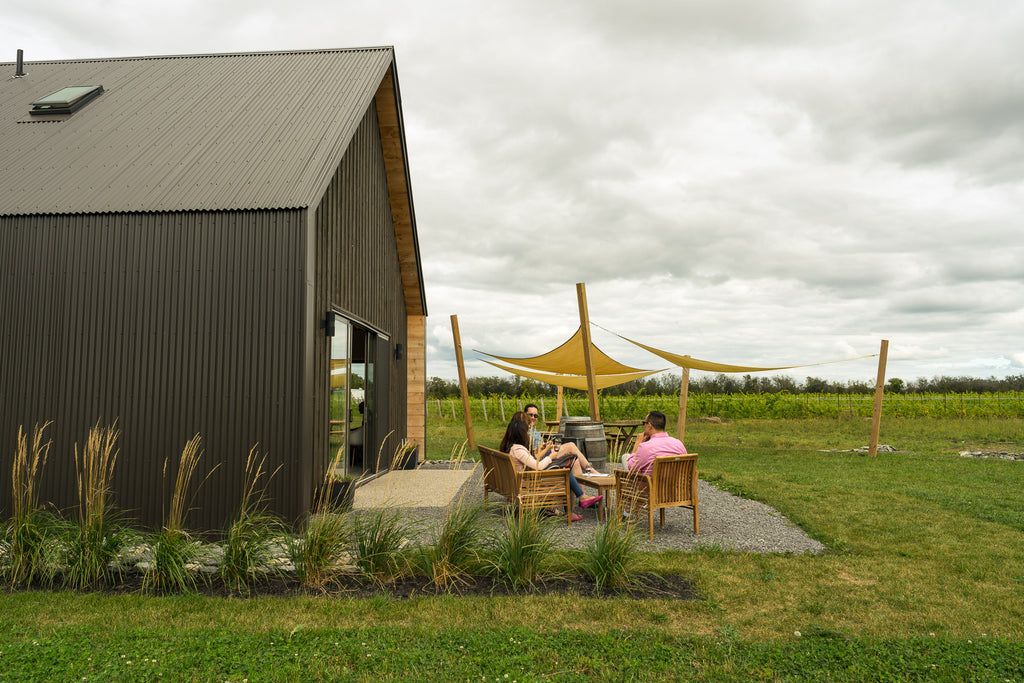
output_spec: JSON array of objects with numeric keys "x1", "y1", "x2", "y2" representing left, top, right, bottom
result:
[{"x1": 526, "y1": 413, "x2": 539, "y2": 418}]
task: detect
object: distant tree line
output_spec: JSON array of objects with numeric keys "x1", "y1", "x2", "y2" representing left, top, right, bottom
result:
[{"x1": 425, "y1": 373, "x2": 1024, "y2": 400}]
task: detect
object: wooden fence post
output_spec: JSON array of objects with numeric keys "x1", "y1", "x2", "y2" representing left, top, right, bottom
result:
[{"x1": 868, "y1": 339, "x2": 889, "y2": 457}]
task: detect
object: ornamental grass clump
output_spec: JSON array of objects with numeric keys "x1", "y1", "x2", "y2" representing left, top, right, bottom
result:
[
  {"x1": 62, "y1": 421, "x2": 125, "y2": 590},
  {"x1": 415, "y1": 500, "x2": 486, "y2": 591},
  {"x1": 220, "y1": 445, "x2": 286, "y2": 594},
  {"x1": 2, "y1": 423, "x2": 58, "y2": 587},
  {"x1": 577, "y1": 512, "x2": 641, "y2": 589},
  {"x1": 290, "y1": 450, "x2": 351, "y2": 590},
  {"x1": 349, "y1": 506, "x2": 414, "y2": 585},
  {"x1": 344, "y1": 440, "x2": 419, "y2": 585},
  {"x1": 291, "y1": 511, "x2": 349, "y2": 591},
  {"x1": 414, "y1": 445, "x2": 486, "y2": 591},
  {"x1": 143, "y1": 434, "x2": 215, "y2": 594},
  {"x1": 485, "y1": 509, "x2": 556, "y2": 592}
]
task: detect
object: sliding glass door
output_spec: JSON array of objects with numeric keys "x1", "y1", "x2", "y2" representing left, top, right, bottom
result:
[
  {"x1": 328, "y1": 314, "x2": 382, "y2": 479},
  {"x1": 328, "y1": 317, "x2": 351, "y2": 478}
]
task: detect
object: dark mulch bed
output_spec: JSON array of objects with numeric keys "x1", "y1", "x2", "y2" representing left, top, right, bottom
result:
[{"x1": 21, "y1": 571, "x2": 697, "y2": 601}]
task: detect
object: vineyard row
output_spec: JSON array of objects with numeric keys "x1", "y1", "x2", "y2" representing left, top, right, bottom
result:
[{"x1": 429, "y1": 392, "x2": 1024, "y2": 422}]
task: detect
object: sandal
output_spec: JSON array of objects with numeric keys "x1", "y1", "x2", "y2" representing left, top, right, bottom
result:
[{"x1": 580, "y1": 495, "x2": 603, "y2": 509}]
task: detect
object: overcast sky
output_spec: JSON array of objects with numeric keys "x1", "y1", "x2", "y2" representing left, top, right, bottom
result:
[{"x1": 6, "y1": 0, "x2": 1023, "y2": 386}]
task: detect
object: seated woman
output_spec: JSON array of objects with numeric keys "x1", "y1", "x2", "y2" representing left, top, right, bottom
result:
[
  {"x1": 499, "y1": 416, "x2": 603, "y2": 519},
  {"x1": 512, "y1": 411, "x2": 601, "y2": 479}
]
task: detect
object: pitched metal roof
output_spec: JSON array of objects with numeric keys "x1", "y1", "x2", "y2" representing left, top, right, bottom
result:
[{"x1": 0, "y1": 48, "x2": 396, "y2": 215}]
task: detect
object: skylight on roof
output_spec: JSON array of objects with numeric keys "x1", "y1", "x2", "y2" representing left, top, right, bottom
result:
[{"x1": 30, "y1": 85, "x2": 103, "y2": 115}]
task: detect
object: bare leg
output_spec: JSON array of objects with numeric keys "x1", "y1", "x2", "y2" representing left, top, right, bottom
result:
[
  {"x1": 555, "y1": 443, "x2": 602, "y2": 508},
  {"x1": 554, "y1": 441, "x2": 592, "y2": 475}
]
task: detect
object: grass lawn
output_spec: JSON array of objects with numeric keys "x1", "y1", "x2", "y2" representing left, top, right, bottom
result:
[{"x1": 2, "y1": 416, "x2": 1023, "y2": 680}]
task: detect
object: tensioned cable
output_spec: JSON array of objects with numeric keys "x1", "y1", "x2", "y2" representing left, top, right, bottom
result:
[{"x1": 592, "y1": 323, "x2": 877, "y2": 373}]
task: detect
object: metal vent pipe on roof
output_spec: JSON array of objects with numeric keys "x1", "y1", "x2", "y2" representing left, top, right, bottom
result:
[{"x1": 15, "y1": 49, "x2": 25, "y2": 77}]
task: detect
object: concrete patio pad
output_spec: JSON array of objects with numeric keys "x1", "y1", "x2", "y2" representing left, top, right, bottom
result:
[{"x1": 353, "y1": 466, "x2": 476, "y2": 509}]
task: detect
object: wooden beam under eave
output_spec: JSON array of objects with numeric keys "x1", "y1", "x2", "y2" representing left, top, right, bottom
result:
[
  {"x1": 391, "y1": 204, "x2": 413, "y2": 228},
  {"x1": 374, "y1": 66, "x2": 425, "y2": 316}
]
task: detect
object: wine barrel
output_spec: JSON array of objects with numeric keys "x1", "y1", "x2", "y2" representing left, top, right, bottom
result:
[
  {"x1": 562, "y1": 420, "x2": 607, "y2": 472},
  {"x1": 556, "y1": 416, "x2": 592, "y2": 457},
  {"x1": 557, "y1": 415, "x2": 591, "y2": 434}
]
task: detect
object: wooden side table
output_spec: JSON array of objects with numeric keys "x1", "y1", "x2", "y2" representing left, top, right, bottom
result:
[{"x1": 576, "y1": 472, "x2": 615, "y2": 522}]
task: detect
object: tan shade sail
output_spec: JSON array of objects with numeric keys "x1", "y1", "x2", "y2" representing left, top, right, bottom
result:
[
  {"x1": 618, "y1": 334, "x2": 876, "y2": 373},
  {"x1": 481, "y1": 360, "x2": 663, "y2": 390},
  {"x1": 475, "y1": 327, "x2": 646, "y2": 376},
  {"x1": 331, "y1": 359, "x2": 347, "y2": 388}
]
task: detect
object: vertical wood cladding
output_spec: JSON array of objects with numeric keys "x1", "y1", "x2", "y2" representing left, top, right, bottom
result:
[
  {"x1": 312, "y1": 104, "x2": 409, "y2": 480},
  {"x1": 0, "y1": 210, "x2": 307, "y2": 528},
  {"x1": 405, "y1": 314, "x2": 427, "y2": 453}
]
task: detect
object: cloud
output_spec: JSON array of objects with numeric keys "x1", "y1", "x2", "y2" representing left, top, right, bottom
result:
[{"x1": 4, "y1": 0, "x2": 1022, "y2": 383}]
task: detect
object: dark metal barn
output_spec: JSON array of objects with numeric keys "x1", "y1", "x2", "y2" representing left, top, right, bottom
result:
[{"x1": 0, "y1": 48, "x2": 427, "y2": 529}]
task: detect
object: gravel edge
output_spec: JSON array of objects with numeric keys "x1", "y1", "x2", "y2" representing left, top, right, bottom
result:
[{"x1": 408, "y1": 462, "x2": 826, "y2": 554}]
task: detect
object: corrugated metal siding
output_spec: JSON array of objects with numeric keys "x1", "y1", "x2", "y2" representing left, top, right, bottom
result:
[
  {"x1": 312, "y1": 104, "x2": 408, "y2": 481},
  {"x1": 0, "y1": 48, "x2": 393, "y2": 215},
  {"x1": 0, "y1": 209, "x2": 308, "y2": 528}
]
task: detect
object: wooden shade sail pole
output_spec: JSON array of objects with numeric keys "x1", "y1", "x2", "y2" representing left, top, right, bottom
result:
[
  {"x1": 576, "y1": 282, "x2": 600, "y2": 421},
  {"x1": 868, "y1": 339, "x2": 889, "y2": 458},
  {"x1": 678, "y1": 360, "x2": 690, "y2": 442},
  {"x1": 556, "y1": 385, "x2": 564, "y2": 421},
  {"x1": 450, "y1": 314, "x2": 475, "y2": 450}
]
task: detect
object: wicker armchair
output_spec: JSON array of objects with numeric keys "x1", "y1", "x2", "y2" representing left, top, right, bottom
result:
[
  {"x1": 478, "y1": 446, "x2": 574, "y2": 525},
  {"x1": 615, "y1": 453, "x2": 699, "y2": 539}
]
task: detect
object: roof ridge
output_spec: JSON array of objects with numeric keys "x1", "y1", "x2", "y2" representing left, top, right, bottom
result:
[{"x1": 1, "y1": 46, "x2": 394, "y2": 66}]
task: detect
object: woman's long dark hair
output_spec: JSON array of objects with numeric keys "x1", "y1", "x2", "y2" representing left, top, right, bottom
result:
[{"x1": 499, "y1": 415, "x2": 530, "y2": 453}]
